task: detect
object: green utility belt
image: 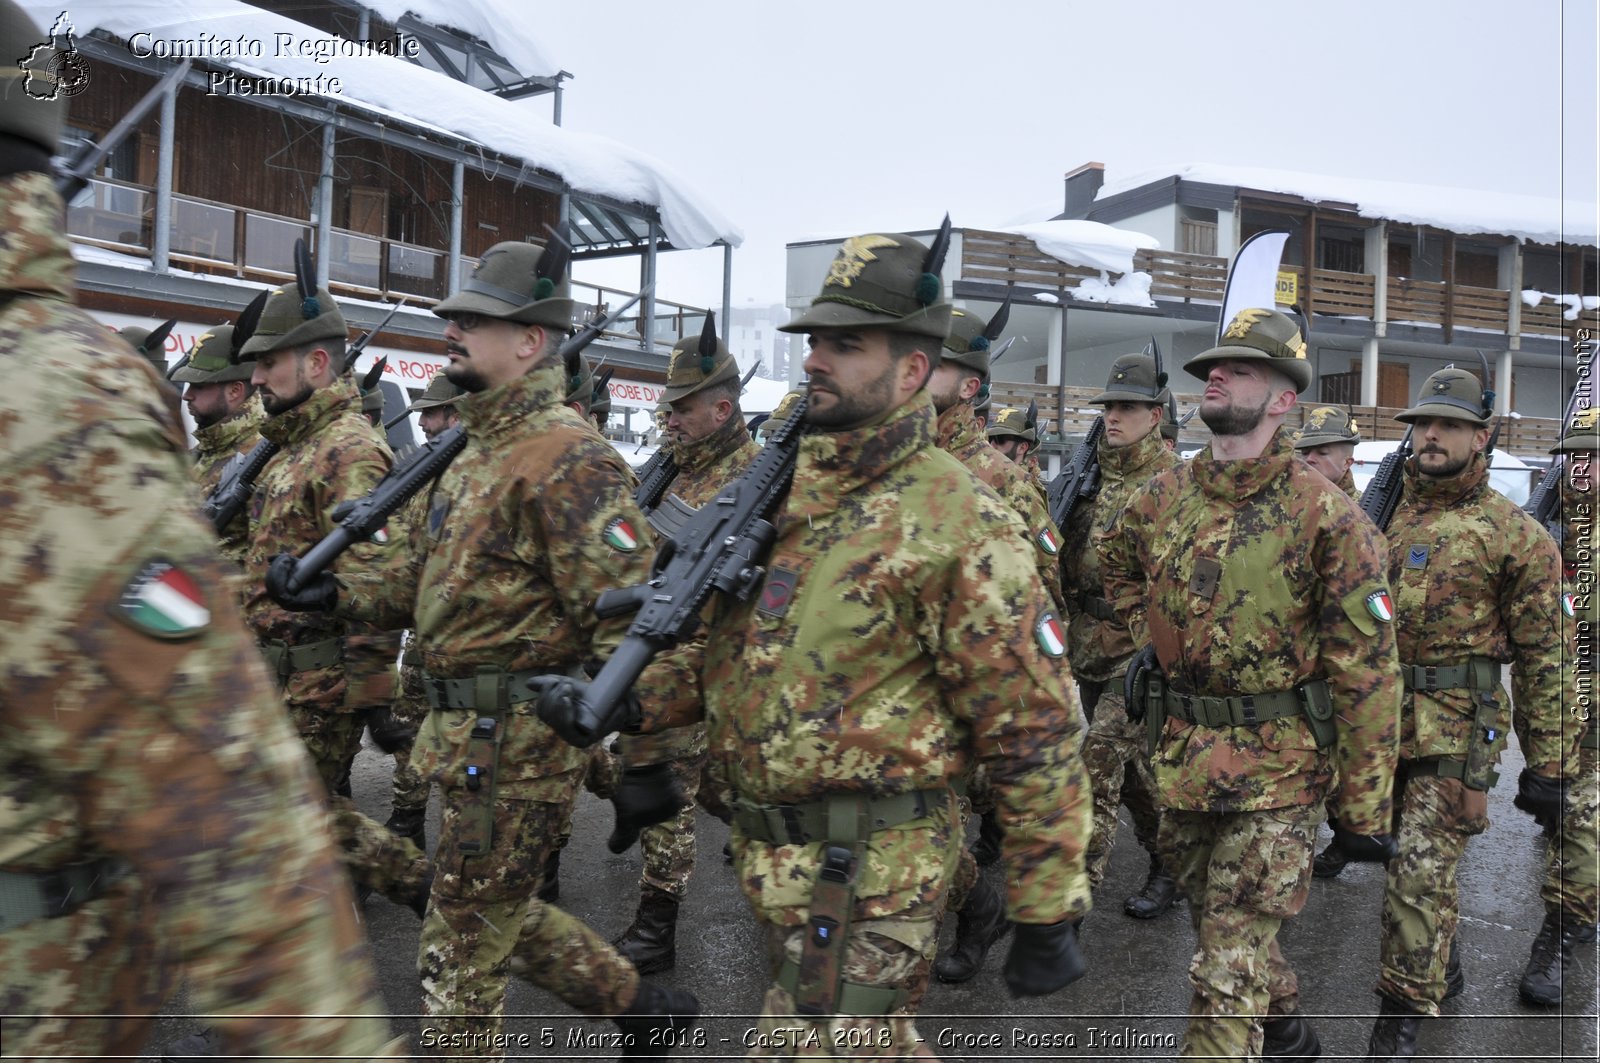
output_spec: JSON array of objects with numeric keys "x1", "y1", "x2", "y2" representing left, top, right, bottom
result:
[
  {"x1": 0, "y1": 858, "x2": 128, "y2": 931},
  {"x1": 422, "y1": 669, "x2": 542, "y2": 711},
  {"x1": 1401, "y1": 657, "x2": 1500, "y2": 692},
  {"x1": 1402, "y1": 755, "x2": 1500, "y2": 790},
  {"x1": 259, "y1": 636, "x2": 342, "y2": 680},
  {"x1": 731, "y1": 789, "x2": 945, "y2": 847},
  {"x1": 1163, "y1": 684, "x2": 1316, "y2": 728}
]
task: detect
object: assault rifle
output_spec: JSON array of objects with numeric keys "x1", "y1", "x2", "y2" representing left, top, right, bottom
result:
[
  {"x1": 1047, "y1": 416, "x2": 1104, "y2": 531},
  {"x1": 1358, "y1": 427, "x2": 1413, "y2": 532},
  {"x1": 282, "y1": 289, "x2": 647, "y2": 592},
  {"x1": 530, "y1": 398, "x2": 810, "y2": 747}
]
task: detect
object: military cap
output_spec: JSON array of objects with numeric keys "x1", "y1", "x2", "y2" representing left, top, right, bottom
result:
[
  {"x1": 171, "y1": 325, "x2": 252, "y2": 384},
  {"x1": 779, "y1": 222, "x2": 954, "y2": 342},
  {"x1": 563, "y1": 354, "x2": 595, "y2": 415},
  {"x1": 770, "y1": 388, "x2": 804, "y2": 426},
  {"x1": 1159, "y1": 411, "x2": 1181, "y2": 442},
  {"x1": 1396, "y1": 367, "x2": 1492, "y2": 427},
  {"x1": 434, "y1": 239, "x2": 576, "y2": 332},
  {"x1": 1551, "y1": 405, "x2": 1600, "y2": 453},
  {"x1": 0, "y1": 0, "x2": 67, "y2": 156},
  {"x1": 118, "y1": 322, "x2": 177, "y2": 375},
  {"x1": 663, "y1": 314, "x2": 739, "y2": 403},
  {"x1": 1186, "y1": 308, "x2": 1313, "y2": 393},
  {"x1": 407, "y1": 373, "x2": 464, "y2": 412},
  {"x1": 1091, "y1": 353, "x2": 1172, "y2": 406},
  {"x1": 987, "y1": 406, "x2": 1038, "y2": 444},
  {"x1": 942, "y1": 298, "x2": 1010, "y2": 376},
  {"x1": 1293, "y1": 406, "x2": 1361, "y2": 449},
  {"x1": 236, "y1": 284, "x2": 348, "y2": 359}
]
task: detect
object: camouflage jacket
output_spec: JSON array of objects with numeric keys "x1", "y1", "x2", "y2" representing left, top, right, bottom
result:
[
  {"x1": 1389, "y1": 455, "x2": 1574, "y2": 777},
  {"x1": 656, "y1": 392, "x2": 1090, "y2": 926},
  {"x1": 1560, "y1": 477, "x2": 1596, "y2": 740},
  {"x1": 1100, "y1": 427, "x2": 1401, "y2": 831},
  {"x1": 0, "y1": 172, "x2": 391, "y2": 1056},
  {"x1": 337, "y1": 362, "x2": 680, "y2": 798},
  {"x1": 1338, "y1": 468, "x2": 1360, "y2": 501},
  {"x1": 1061, "y1": 429, "x2": 1178, "y2": 681},
  {"x1": 190, "y1": 395, "x2": 264, "y2": 565},
  {"x1": 937, "y1": 402, "x2": 1066, "y2": 612},
  {"x1": 244, "y1": 377, "x2": 393, "y2": 712}
]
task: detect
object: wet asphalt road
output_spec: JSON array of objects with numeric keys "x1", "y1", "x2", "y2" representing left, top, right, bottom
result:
[{"x1": 146, "y1": 737, "x2": 1597, "y2": 1061}]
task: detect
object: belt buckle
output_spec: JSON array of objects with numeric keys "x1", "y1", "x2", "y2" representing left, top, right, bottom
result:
[
  {"x1": 779, "y1": 805, "x2": 808, "y2": 845},
  {"x1": 1422, "y1": 665, "x2": 1438, "y2": 690}
]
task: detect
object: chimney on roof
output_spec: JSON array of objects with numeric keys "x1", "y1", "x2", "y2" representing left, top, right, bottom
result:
[{"x1": 1063, "y1": 161, "x2": 1105, "y2": 219}]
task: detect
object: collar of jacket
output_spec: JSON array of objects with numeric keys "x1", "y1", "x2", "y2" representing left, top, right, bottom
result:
[
  {"x1": 1189, "y1": 424, "x2": 1297, "y2": 502},
  {"x1": 1402, "y1": 449, "x2": 1488, "y2": 509},
  {"x1": 785, "y1": 390, "x2": 935, "y2": 525},
  {"x1": 457, "y1": 361, "x2": 566, "y2": 443},
  {"x1": 193, "y1": 393, "x2": 264, "y2": 455},
  {"x1": 934, "y1": 399, "x2": 984, "y2": 454},
  {"x1": 259, "y1": 376, "x2": 361, "y2": 446},
  {"x1": 673, "y1": 403, "x2": 752, "y2": 475},
  {"x1": 1, "y1": 173, "x2": 75, "y2": 305},
  {"x1": 1097, "y1": 426, "x2": 1168, "y2": 482}
]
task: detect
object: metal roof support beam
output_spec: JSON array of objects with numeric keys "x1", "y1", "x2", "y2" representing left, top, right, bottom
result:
[
  {"x1": 449, "y1": 159, "x2": 464, "y2": 295},
  {"x1": 641, "y1": 222, "x2": 658, "y2": 351},
  {"x1": 151, "y1": 73, "x2": 176, "y2": 274},
  {"x1": 316, "y1": 123, "x2": 334, "y2": 289},
  {"x1": 721, "y1": 242, "x2": 732, "y2": 346}
]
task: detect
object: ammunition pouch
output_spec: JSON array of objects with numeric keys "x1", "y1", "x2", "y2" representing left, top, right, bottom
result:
[
  {"x1": 1160, "y1": 679, "x2": 1337, "y2": 751},
  {"x1": 1402, "y1": 656, "x2": 1503, "y2": 791},
  {"x1": 258, "y1": 636, "x2": 342, "y2": 684},
  {"x1": 734, "y1": 790, "x2": 942, "y2": 1018},
  {"x1": 0, "y1": 857, "x2": 129, "y2": 931}
]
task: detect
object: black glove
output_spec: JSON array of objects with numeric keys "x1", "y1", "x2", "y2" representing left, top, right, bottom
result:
[
  {"x1": 264, "y1": 553, "x2": 338, "y2": 612},
  {"x1": 1513, "y1": 769, "x2": 1568, "y2": 826},
  {"x1": 529, "y1": 675, "x2": 598, "y2": 749},
  {"x1": 1003, "y1": 919, "x2": 1087, "y2": 997},
  {"x1": 365, "y1": 704, "x2": 418, "y2": 754},
  {"x1": 607, "y1": 762, "x2": 686, "y2": 854},
  {"x1": 1123, "y1": 644, "x2": 1159, "y2": 723},
  {"x1": 1331, "y1": 826, "x2": 1399, "y2": 863}
]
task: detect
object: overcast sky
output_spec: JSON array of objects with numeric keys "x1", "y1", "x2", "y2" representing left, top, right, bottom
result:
[{"x1": 531, "y1": 0, "x2": 1597, "y2": 312}]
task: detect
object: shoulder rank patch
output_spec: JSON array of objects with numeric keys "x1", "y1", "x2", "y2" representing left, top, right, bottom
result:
[
  {"x1": 1563, "y1": 593, "x2": 1577, "y2": 618},
  {"x1": 1035, "y1": 527, "x2": 1060, "y2": 556},
  {"x1": 1365, "y1": 590, "x2": 1395, "y2": 623},
  {"x1": 757, "y1": 567, "x2": 799, "y2": 620},
  {"x1": 370, "y1": 525, "x2": 389, "y2": 545},
  {"x1": 113, "y1": 559, "x2": 211, "y2": 639},
  {"x1": 1405, "y1": 544, "x2": 1430, "y2": 569},
  {"x1": 603, "y1": 517, "x2": 641, "y2": 552},
  {"x1": 1035, "y1": 612, "x2": 1067, "y2": 657}
]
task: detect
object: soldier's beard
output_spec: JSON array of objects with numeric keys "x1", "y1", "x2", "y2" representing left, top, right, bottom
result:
[
  {"x1": 1416, "y1": 447, "x2": 1473, "y2": 479},
  {"x1": 260, "y1": 381, "x2": 313, "y2": 416},
  {"x1": 806, "y1": 364, "x2": 898, "y2": 430},
  {"x1": 445, "y1": 361, "x2": 489, "y2": 393},
  {"x1": 1199, "y1": 392, "x2": 1270, "y2": 437}
]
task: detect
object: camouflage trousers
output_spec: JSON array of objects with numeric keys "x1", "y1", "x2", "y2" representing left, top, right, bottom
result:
[
  {"x1": 1160, "y1": 805, "x2": 1317, "y2": 1059},
  {"x1": 385, "y1": 690, "x2": 430, "y2": 814},
  {"x1": 638, "y1": 748, "x2": 707, "y2": 899},
  {"x1": 328, "y1": 795, "x2": 430, "y2": 899},
  {"x1": 1542, "y1": 744, "x2": 1599, "y2": 923},
  {"x1": 751, "y1": 912, "x2": 940, "y2": 1060},
  {"x1": 555, "y1": 745, "x2": 622, "y2": 853},
  {"x1": 419, "y1": 778, "x2": 638, "y2": 1055},
  {"x1": 1079, "y1": 680, "x2": 1161, "y2": 886},
  {"x1": 287, "y1": 697, "x2": 365, "y2": 794},
  {"x1": 1378, "y1": 771, "x2": 1490, "y2": 1013}
]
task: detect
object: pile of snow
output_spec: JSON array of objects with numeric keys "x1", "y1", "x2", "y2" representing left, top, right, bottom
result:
[
  {"x1": 1522, "y1": 290, "x2": 1600, "y2": 321},
  {"x1": 1005, "y1": 219, "x2": 1158, "y2": 275},
  {"x1": 1071, "y1": 270, "x2": 1155, "y2": 309}
]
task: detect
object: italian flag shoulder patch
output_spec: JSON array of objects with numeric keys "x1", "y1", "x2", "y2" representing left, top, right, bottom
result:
[
  {"x1": 1035, "y1": 612, "x2": 1066, "y2": 658},
  {"x1": 1364, "y1": 590, "x2": 1395, "y2": 623},
  {"x1": 114, "y1": 559, "x2": 211, "y2": 639},
  {"x1": 603, "y1": 517, "x2": 640, "y2": 552}
]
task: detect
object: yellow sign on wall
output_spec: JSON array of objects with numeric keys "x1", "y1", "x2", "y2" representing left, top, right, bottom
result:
[{"x1": 1276, "y1": 270, "x2": 1298, "y2": 307}]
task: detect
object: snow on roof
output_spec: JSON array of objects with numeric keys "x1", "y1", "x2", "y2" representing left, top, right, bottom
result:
[
  {"x1": 360, "y1": 2, "x2": 559, "y2": 81},
  {"x1": 1005, "y1": 219, "x2": 1159, "y2": 274},
  {"x1": 1100, "y1": 163, "x2": 1598, "y2": 247},
  {"x1": 29, "y1": 0, "x2": 739, "y2": 250}
]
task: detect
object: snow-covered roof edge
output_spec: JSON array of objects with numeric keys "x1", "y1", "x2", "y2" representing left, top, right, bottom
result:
[
  {"x1": 27, "y1": 0, "x2": 739, "y2": 250},
  {"x1": 1099, "y1": 163, "x2": 1598, "y2": 247},
  {"x1": 358, "y1": 2, "x2": 560, "y2": 82}
]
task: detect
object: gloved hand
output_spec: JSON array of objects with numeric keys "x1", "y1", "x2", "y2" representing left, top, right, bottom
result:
[
  {"x1": 1513, "y1": 769, "x2": 1568, "y2": 826},
  {"x1": 365, "y1": 704, "x2": 418, "y2": 754},
  {"x1": 608, "y1": 762, "x2": 686, "y2": 854},
  {"x1": 529, "y1": 675, "x2": 599, "y2": 749},
  {"x1": 1003, "y1": 919, "x2": 1087, "y2": 997},
  {"x1": 1331, "y1": 826, "x2": 1399, "y2": 863},
  {"x1": 264, "y1": 553, "x2": 338, "y2": 612},
  {"x1": 1123, "y1": 644, "x2": 1159, "y2": 723}
]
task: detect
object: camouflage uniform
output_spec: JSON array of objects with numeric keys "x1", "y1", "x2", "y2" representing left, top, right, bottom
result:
[
  {"x1": 174, "y1": 326, "x2": 265, "y2": 567},
  {"x1": 326, "y1": 245, "x2": 688, "y2": 1049},
  {"x1": 0, "y1": 164, "x2": 395, "y2": 1058},
  {"x1": 1101, "y1": 316, "x2": 1401, "y2": 1059},
  {"x1": 1064, "y1": 425, "x2": 1177, "y2": 888},
  {"x1": 243, "y1": 374, "x2": 394, "y2": 790},
  {"x1": 1374, "y1": 398, "x2": 1573, "y2": 1018}
]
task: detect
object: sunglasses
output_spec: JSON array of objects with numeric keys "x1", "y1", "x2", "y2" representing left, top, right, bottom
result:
[{"x1": 443, "y1": 311, "x2": 487, "y2": 332}]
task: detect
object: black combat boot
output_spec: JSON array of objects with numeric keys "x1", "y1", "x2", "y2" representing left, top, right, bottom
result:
[
  {"x1": 1261, "y1": 1010, "x2": 1321, "y2": 1061},
  {"x1": 1442, "y1": 939, "x2": 1464, "y2": 1001},
  {"x1": 1365, "y1": 994, "x2": 1423, "y2": 1060},
  {"x1": 536, "y1": 848, "x2": 561, "y2": 904},
  {"x1": 1311, "y1": 838, "x2": 1349, "y2": 878},
  {"x1": 615, "y1": 979, "x2": 699, "y2": 1059},
  {"x1": 934, "y1": 874, "x2": 1010, "y2": 983},
  {"x1": 613, "y1": 884, "x2": 681, "y2": 975},
  {"x1": 1520, "y1": 908, "x2": 1581, "y2": 1006},
  {"x1": 972, "y1": 809, "x2": 1003, "y2": 867},
  {"x1": 1124, "y1": 854, "x2": 1178, "y2": 919},
  {"x1": 384, "y1": 805, "x2": 427, "y2": 851}
]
